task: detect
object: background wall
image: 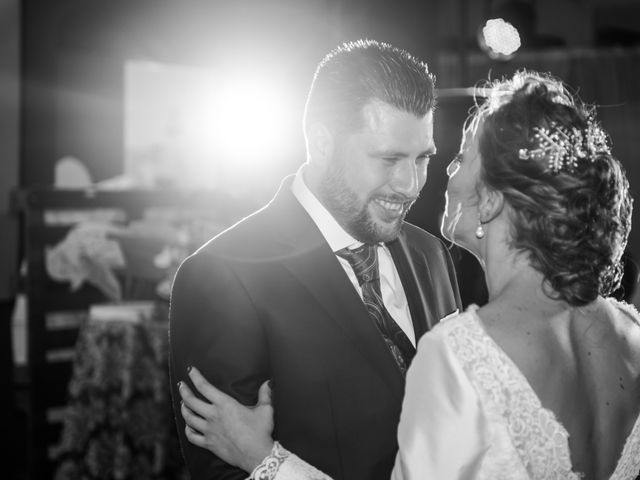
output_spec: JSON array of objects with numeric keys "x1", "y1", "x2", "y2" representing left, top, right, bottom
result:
[
  {"x1": 20, "y1": 0, "x2": 442, "y2": 186},
  {"x1": 0, "y1": 0, "x2": 19, "y2": 299},
  {"x1": 14, "y1": 0, "x2": 640, "y2": 306},
  {"x1": 1, "y1": 2, "x2": 20, "y2": 477}
]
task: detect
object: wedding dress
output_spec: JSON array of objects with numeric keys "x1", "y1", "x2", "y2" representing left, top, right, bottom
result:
[{"x1": 250, "y1": 300, "x2": 640, "y2": 480}]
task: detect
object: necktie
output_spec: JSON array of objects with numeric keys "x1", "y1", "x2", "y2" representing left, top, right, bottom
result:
[{"x1": 336, "y1": 244, "x2": 416, "y2": 376}]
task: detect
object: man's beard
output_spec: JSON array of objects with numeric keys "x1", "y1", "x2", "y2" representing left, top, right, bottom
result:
[{"x1": 317, "y1": 161, "x2": 409, "y2": 244}]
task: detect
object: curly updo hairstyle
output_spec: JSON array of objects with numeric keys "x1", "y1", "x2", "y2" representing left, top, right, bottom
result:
[{"x1": 472, "y1": 70, "x2": 633, "y2": 306}]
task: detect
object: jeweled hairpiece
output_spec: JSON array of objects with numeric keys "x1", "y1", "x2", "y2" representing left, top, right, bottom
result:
[{"x1": 518, "y1": 119, "x2": 611, "y2": 174}]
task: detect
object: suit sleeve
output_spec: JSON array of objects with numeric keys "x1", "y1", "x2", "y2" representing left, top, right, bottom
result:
[{"x1": 169, "y1": 251, "x2": 269, "y2": 480}]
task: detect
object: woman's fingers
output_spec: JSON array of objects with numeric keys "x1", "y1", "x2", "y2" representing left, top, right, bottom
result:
[
  {"x1": 188, "y1": 366, "x2": 234, "y2": 405},
  {"x1": 177, "y1": 371, "x2": 276, "y2": 473},
  {"x1": 178, "y1": 381, "x2": 215, "y2": 418},
  {"x1": 184, "y1": 424, "x2": 207, "y2": 449},
  {"x1": 180, "y1": 399, "x2": 210, "y2": 434}
]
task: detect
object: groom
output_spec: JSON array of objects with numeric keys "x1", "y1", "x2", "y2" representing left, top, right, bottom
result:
[{"x1": 169, "y1": 39, "x2": 461, "y2": 480}]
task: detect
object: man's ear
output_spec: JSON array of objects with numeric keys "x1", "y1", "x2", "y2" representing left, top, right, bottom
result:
[
  {"x1": 306, "y1": 122, "x2": 334, "y2": 167},
  {"x1": 478, "y1": 185, "x2": 504, "y2": 224}
]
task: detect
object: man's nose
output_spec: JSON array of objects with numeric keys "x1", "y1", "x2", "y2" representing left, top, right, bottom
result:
[{"x1": 392, "y1": 160, "x2": 423, "y2": 197}]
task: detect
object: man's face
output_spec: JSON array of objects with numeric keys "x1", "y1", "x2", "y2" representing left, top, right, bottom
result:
[{"x1": 319, "y1": 101, "x2": 435, "y2": 243}]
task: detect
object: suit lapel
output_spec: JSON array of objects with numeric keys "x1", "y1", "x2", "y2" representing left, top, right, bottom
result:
[
  {"x1": 266, "y1": 179, "x2": 405, "y2": 399},
  {"x1": 387, "y1": 232, "x2": 435, "y2": 342}
]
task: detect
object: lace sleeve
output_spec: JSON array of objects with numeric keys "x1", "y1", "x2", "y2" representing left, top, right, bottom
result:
[
  {"x1": 248, "y1": 442, "x2": 333, "y2": 480},
  {"x1": 392, "y1": 325, "x2": 490, "y2": 479}
]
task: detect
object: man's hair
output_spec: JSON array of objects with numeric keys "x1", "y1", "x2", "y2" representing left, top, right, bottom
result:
[{"x1": 303, "y1": 39, "x2": 436, "y2": 137}]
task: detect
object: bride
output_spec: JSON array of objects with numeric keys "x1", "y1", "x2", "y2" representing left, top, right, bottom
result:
[{"x1": 176, "y1": 71, "x2": 640, "y2": 479}]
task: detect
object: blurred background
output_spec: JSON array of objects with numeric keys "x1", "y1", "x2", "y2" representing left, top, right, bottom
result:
[{"x1": 3, "y1": 0, "x2": 640, "y2": 478}]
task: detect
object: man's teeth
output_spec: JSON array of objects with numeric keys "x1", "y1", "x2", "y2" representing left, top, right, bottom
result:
[{"x1": 375, "y1": 199, "x2": 403, "y2": 212}]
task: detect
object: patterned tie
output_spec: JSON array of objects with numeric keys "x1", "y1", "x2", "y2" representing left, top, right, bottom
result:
[{"x1": 336, "y1": 244, "x2": 416, "y2": 376}]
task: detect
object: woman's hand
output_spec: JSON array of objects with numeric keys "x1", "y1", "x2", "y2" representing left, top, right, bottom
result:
[{"x1": 178, "y1": 366, "x2": 275, "y2": 473}]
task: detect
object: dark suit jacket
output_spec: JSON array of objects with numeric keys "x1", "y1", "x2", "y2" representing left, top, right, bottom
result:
[{"x1": 169, "y1": 176, "x2": 462, "y2": 480}]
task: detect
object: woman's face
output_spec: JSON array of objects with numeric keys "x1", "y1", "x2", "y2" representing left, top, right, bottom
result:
[{"x1": 441, "y1": 118, "x2": 484, "y2": 250}]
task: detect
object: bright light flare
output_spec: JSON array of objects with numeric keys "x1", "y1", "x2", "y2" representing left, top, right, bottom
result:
[
  {"x1": 187, "y1": 77, "x2": 294, "y2": 163},
  {"x1": 125, "y1": 60, "x2": 300, "y2": 194},
  {"x1": 480, "y1": 18, "x2": 521, "y2": 60}
]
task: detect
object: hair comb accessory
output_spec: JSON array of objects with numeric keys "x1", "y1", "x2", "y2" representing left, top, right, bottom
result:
[{"x1": 518, "y1": 119, "x2": 611, "y2": 174}]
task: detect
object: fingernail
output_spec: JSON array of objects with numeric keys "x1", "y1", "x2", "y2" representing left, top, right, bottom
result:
[
  {"x1": 177, "y1": 381, "x2": 182, "y2": 388},
  {"x1": 187, "y1": 365, "x2": 193, "y2": 373}
]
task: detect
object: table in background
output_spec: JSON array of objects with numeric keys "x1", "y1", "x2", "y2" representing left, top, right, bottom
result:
[{"x1": 51, "y1": 301, "x2": 187, "y2": 480}]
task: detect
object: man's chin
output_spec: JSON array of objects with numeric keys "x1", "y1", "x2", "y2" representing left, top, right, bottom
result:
[{"x1": 371, "y1": 218, "x2": 404, "y2": 243}]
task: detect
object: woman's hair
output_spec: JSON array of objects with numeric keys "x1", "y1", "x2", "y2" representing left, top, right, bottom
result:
[
  {"x1": 303, "y1": 39, "x2": 436, "y2": 137},
  {"x1": 471, "y1": 70, "x2": 633, "y2": 306}
]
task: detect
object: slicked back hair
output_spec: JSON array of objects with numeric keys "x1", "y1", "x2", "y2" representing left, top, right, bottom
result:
[{"x1": 303, "y1": 39, "x2": 436, "y2": 138}]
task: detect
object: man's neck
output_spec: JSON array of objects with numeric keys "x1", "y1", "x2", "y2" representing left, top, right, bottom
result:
[{"x1": 290, "y1": 164, "x2": 357, "y2": 252}]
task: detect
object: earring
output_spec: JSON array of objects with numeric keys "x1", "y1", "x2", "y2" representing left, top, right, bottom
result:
[{"x1": 475, "y1": 221, "x2": 485, "y2": 239}]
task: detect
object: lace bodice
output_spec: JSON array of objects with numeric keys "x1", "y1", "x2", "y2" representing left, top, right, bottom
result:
[
  {"x1": 435, "y1": 302, "x2": 640, "y2": 480},
  {"x1": 446, "y1": 309, "x2": 579, "y2": 478}
]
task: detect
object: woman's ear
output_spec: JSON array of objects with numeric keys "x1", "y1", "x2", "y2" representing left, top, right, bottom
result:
[
  {"x1": 306, "y1": 122, "x2": 334, "y2": 167},
  {"x1": 478, "y1": 185, "x2": 504, "y2": 225}
]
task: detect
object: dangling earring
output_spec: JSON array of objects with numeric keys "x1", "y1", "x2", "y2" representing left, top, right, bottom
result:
[{"x1": 475, "y1": 219, "x2": 485, "y2": 239}]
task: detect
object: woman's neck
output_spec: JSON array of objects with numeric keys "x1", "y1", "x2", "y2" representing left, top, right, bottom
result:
[
  {"x1": 480, "y1": 234, "x2": 565, "y2": 314},
  {"x1": 484, "y1": 251, "x2": 526, "y2": 298}
]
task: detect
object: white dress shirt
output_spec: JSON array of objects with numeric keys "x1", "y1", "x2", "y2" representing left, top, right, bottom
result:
[{"x1": 291, "y1": 167, "x2": 415, "y2": 346}]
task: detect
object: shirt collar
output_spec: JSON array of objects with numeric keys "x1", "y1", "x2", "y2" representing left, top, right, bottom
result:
[{"x1": 291, "y1": 165, "x2": 361, "y2": 252}]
